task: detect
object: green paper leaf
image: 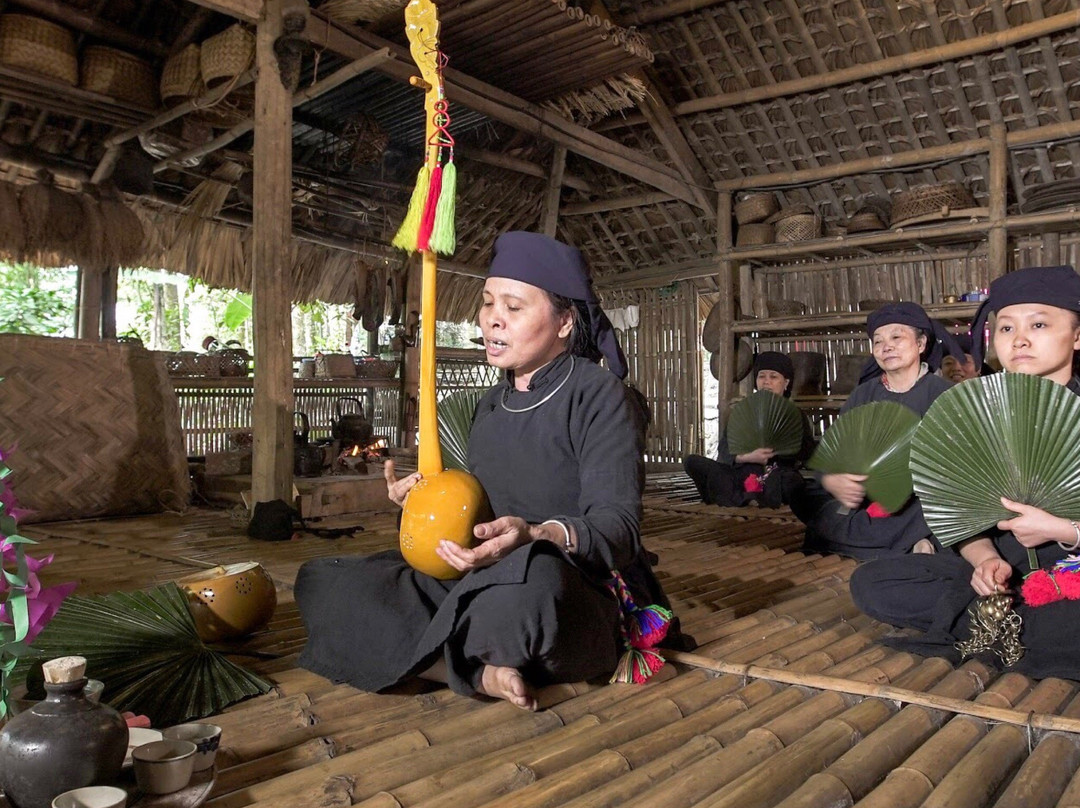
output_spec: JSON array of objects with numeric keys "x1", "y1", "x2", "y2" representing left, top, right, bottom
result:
[
  {"x1": 437, "y1": 389, "x2": 486, "y2": 472},
  {"x1": 911, "y1": 373, "x2": 1080, "y2": 547},
  {"x1": 809, "y1": 401, "x2": 921, "y2": 513},
  {"x1": 726, "y1": 391, "x2": 805, "y2": 457}
]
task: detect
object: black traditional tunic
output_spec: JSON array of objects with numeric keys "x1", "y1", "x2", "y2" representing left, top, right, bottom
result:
[
  {"x1": 295, "y1": 352, "x2": 676, "y2": 696},
  {"x1": 851, "y1": 376, "x2": 1080, "y2": 679},
  {"x1": 683, "y1": 413, "x2": 816, "y2": 508},
  {"x1": 791, "y1": 371, "x2": 952, "y2": 559}
]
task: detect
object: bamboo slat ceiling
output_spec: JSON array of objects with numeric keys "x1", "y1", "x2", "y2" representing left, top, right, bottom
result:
[{"x1": 2, "y1": 0, "x2": 1080, "y2": 310}]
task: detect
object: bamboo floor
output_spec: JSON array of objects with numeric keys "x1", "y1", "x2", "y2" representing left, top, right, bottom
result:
[{"x1": 19, "y1": 471, "x2": 1080, "y2": 808}]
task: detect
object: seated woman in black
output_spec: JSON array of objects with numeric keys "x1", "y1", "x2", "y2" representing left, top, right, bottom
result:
[
  {"x1": 850, "y1": 266, "x2": 1080, "y2": 679},
  {"x1": 683, "y1": 351, "x2": 815, "y2": 508},
  {"x1": 295, "y1": 231, "x2": 679, "y2": 711},
  {"x1": 790, "y1": 302, "x2": 961, "y2": 559}
]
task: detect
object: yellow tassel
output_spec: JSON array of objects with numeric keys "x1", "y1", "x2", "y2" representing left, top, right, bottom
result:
[
  {"x1": 428, "y1": 160, "x2": 456, "y2": 256},
  {"x1": 392, "y1": 164, "x2": 431, "y2": 252}
]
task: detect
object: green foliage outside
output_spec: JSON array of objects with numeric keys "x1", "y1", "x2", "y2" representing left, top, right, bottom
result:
[
  {"x1": 0, "y1": 264, "x2": 482, "y2": 354},
  {"x1": 0, "y1": 264, "x2": 77, "y2": 336}
]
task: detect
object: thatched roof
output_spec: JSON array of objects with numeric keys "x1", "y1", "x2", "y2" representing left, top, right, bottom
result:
[{"x1": 0, "y1": 0, "x2": 1078, "y2": 311}]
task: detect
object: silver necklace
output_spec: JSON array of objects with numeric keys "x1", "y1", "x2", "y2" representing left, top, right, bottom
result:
[{"x1": 501, "y1": 355, "x2": 575, "y2": 413}]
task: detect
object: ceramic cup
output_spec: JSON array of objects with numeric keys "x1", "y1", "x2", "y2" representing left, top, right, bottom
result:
[
  {"x1": 132, "y1": 739, "x2": 197, "y2": 795},
  {"x1": 162, "y1": 723, "x2": 222, "y2": 771},
  {"x1": 52, "y1": 786, "x2": 127, "y2": 808}
]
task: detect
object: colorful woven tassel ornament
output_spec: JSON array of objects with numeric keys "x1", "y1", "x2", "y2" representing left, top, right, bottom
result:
[
  {"x1": 606, "y1": 570, "x2": 672, "y2": 684},
  {"x1": 428, "y1": 157, "x2": 456, "y2": 255},
  {"x1": 392, "y1": 164, "x2": 430, "y2": 252},
  {"x1": 1021, "y1": 554, "x2": 1080, "y2": 607}
]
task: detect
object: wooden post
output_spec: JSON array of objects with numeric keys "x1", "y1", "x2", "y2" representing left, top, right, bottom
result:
[
  {"x1": 251, "y1": 0, "x2": 296, "y2": 505},
  {"x1": 1043, "y1": 232, "x2": 1061, "y2": 265},
  {"x1": 716, "y1": 191, "x2": 734, "y2": 428},
  {"x1": 988, "y1": 122, "x2": 1008, "y2": 281},
  {"x1": 539, "y1": 144, "x2": 566, "y2": 237},
  {"x1": 100, "y1": 265, "x2": 117, "y2": 339},
  {"x1": 401, "y1": 255, "x2": 422, "y2": 450},
  {"x1": 76, "y1": 265, "x2": 103, "y2": 340}
]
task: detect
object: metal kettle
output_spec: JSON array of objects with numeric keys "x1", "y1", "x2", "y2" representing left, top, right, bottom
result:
[
  {"x1": 331, "y1": 397, "x2": 373, "y2": 446},
  {"x1": 293, "y1": 411, "x2": 324, "y2": 477}
]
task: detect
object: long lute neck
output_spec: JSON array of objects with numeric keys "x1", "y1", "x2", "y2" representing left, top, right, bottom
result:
[{"x1": 417, "y1": 248, "x2": 442, "y2": 476}]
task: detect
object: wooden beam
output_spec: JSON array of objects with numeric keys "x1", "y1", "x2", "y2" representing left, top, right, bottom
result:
[
  {"x1": 455, "y1": 144, "x2": 592, "y2": 193},
  {"x1": 715, "y1": 191, "x2": 733, "y2": 429},
  {"x1": 621, "y1": 0, "x2": 726, "y2": 27},
  {"x1": 563, "y1": 191, "x2": 676, "y2": 216},
  {"x1": 186, "y1": 0, "x2": 261, "y2": 23},
  {"x1": 675, "y1": 9, "x2": 1080, "y2": 117},
  {"x1": 988, "y1": 122, "x2": 1008, "y2": 280},
  {"x1": 539, "y1": 145, "x2": 566, "y2": 237},
  {"x1": 250, "y1": 0, "x2": 295, "y2": 505},
  {"x1": 101, "y1": 266, "x2": 117, "y2": 340},
  {"x1": 76, "y1": 265, "x2": 103, "y2": 340},
  {"x1": 305, "y1": 13, "x2": 706, "y2": 210},
  {"x1": 155, "y1": 48, "x2": 393, "y2": 173}
]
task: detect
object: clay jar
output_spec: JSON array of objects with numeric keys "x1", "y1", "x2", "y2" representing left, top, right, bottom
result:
[{"x1": 0, "y1": 677, "x2": 128, "y2": 808}]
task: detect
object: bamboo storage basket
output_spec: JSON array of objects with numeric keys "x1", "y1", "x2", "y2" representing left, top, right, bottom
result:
[
  {"x1": 316, "y1": 353, "x2": 357, "y2": 378},
  {"x1": 734, "y1": 192, "x2": 779, "y2": 225},
  {"x1": 765, "y1": 299, "x2": 807, "y2": 318},
  {"x1": 0, "y1": 14, "x2": 77, "y2": 85},
  {"x1": 81, "y1": 45, "x2": 158, "y2": 108},
  {"x1": 772, "y1": 211, "x2": 821, "y2": 242},
  {"x1": 160, "y1": 43, "x2": 203, "y2": 104},
  {"x1": 735, "y1": 222, "x2": 773, "y2": 247},
  {"x1": 890, "y1": 182, "x2": 977, "y2": 228},
  {"x1": 354, "y1": 356, "x2": 398, "y2": 380},
  {"x1": 200, "y1": 24, "x2": 254, "y2": 88}
]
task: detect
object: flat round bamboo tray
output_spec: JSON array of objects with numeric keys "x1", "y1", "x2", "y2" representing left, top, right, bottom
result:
[
  {"x1": 734, "y1": 192, "x2": 779, "y2": 225},
  {"x1": 773, "y1": 213, "x2": 821, "y2": 242},
  {"x1": 0, "y1": 14, "x2": 77, "y2": 85},
  {"x1": 858, "y1": 298, "x2": 893, "y2": 311},
  {"x1": 160, "y1": 43, "x2": 203, "y2": 104},
  {"x1": 890, "y1": 182, "x2": 977, "y2": 228},
  {"x1": 81, "y1": 45, "x2": 158, "y2": 108},
  {"x1": 200, "y1": 23, "x2": 254, "y2": 88}
]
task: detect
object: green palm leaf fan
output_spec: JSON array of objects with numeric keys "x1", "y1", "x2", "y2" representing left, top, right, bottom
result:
[
  {"x1": 437, "y1": 388, "x2": 486, "y2": 472},
  {"x1": 15, "y1": 583, "x2": 271, "y2": 725},
  {"x1": 726, "y1": 390, "x2": 804, "y2": 458},
  {"x1": 911, "y1": 373, "x2": 1080, "y2": 568},
  {"x1": 808, "y1": 401, "x2": 921, "y2": 513}
]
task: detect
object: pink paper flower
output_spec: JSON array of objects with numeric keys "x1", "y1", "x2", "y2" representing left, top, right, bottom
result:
[{"x1": 0, "y1": 544, "x2": 76, "y2": 644}]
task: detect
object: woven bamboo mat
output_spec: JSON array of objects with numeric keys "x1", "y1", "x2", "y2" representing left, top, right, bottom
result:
[{"x1": 20, "y1": 480, "x2": 1080, "y2": 808}]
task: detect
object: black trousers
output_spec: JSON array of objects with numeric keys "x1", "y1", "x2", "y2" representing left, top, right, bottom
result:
[{"x1": 683, "y1": 455, "x2": 801, "y2": 509}]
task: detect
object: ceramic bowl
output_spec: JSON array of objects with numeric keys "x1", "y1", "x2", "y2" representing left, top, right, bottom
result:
[
  {"x1": 52, "y1": 786, "x2": 127, "y2": 808},
  {"x1": 162, "y1": 722, "x2": 222, "y2": 771},
  {"x1": 132, "y1": 739, "x2": 197, "y2": 795},
  {"x1": 177, "y1": 561, "x2": 277, "y2": 642},
  {"x1": 124, "y1": 727, "x2": 164, "y2": 767}
]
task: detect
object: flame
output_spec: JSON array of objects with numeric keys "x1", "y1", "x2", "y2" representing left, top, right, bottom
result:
[{"x1": 349, "y1": 445, "x2": 361, "y2": 457}]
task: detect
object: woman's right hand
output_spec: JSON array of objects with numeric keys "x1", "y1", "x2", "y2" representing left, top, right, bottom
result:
[
  {"x1": 971, "y1": 557, "x2": 1012, "y2": 597},
  {"x1": 822, "y1": 473, "x2": 867, "y2": 510},
  {"x1": 737, "y1": 447, "x2": 776, "y2": 465},
  {"x1": 384, "y1": 459, "x2": 422, "y2": 507}
]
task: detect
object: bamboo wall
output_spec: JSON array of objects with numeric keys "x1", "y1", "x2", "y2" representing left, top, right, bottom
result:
[{"x1": 605, "y1": 282, "x2": 700, "y2": 467}]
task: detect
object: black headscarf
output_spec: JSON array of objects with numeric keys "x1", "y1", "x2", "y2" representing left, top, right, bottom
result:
[
  {"x1": 753, "y1": 351, "x2": 794, "y2": 397},
  {"x1": 860, "y1": 301, "x2": 965, "y2": 383},
  {"x1": 970, "y1": 266, "x2": 1080, "y2": 369},
  {"x1": 488, "y1": 231, "x2": 627, "y2": 379}
]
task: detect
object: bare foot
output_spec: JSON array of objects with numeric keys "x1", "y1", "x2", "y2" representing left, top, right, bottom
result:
[
  {"x1": 479, "y1": 665, "x2": 537, "y2": 711},
  {"x1": 912, "y1": 538, "x2": 936, "y2": 555}
]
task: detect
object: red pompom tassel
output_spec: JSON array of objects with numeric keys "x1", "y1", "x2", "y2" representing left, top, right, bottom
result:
[
  {"x1": 1021, "y1": 569, "x2": 1063, "y2": 607},
  {"x1": 743, "y1": 475, "x2": 763, "y2": 493},
  {"x1": 866, "y1": 502, "x2": 891, "y2": 518}
]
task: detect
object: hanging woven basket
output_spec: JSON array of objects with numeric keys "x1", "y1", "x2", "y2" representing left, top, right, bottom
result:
[
  {"x1": 735, "y1": 222, "x2": 773, "y2": 247},
  {"x1": 81, "y1": 45, "x2": 158, "y2": 109},
  {"x1": 200, "y1": 24, "x2": 254, "y2": 88},
  {"x1": 734, "y1": 192, "x2": 779, "y2": 225},
  {"x1": 160, "y1": 43, "x2": 203, "y2": 105},
  {"x1": 890, "y1": 182, "x2": 977, "y2": 228},
  {"x1": 0, "y1": 14, "x2": 77, "y2": 85}
]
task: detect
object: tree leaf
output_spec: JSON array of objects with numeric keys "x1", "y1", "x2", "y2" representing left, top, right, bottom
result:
[
  {"x1": 726, "y1": 391, "x2": 805, "y2": 457},
  {"x1": 437, "y1": 389, "x2": 485, "y2": 472},
  {"x1": 222, "y1": 293, "x2": 253, "y2": 330}
]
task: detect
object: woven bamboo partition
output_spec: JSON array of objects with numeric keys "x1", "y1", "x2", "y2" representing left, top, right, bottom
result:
[
  {"x1": 0, "y1": 335, "x2": 189, "y2": 522},
  {"x1": 605, "y1": 283, "x2": 700, "y2": 467}
]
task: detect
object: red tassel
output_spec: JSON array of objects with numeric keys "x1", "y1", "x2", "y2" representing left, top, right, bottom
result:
[
  {"x1": 1021, "y1": 569, "x2": 1063, "y2": 607},
  {"x1": 743, "y1": 474, "x2": 763, "y2": 493},
  {"x1": 1055, "y1": 570, "x2": 1080, "y2": 600},
  {"x1": 417, "y1": 163, "x2": 442, "y2": 251},
  {"x1": 866, "y1": 502, "x2": 891, "y2": 518}
]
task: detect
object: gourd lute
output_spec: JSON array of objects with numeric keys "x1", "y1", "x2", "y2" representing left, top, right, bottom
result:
[{"x1": 396, "y1": 0, "x2": 488, "y2": 580}]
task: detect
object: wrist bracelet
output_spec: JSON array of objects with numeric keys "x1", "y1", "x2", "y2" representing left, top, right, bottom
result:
[
  {"x1": 541, "y1": 519, "x2": 572, "y2": 554},
  {"x1": 1058, "y1": 521, "x2": 1080, "y2": 553}
]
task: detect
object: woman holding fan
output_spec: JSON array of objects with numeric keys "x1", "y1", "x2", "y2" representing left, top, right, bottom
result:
[
  {"x1": 790, "y1": 302, "x2": 963, "y2": 558},
  {"x1": 683, "y1": 351, "x2": 815, "y2": 508},
  {"x1": 850, "y1": 265, "x2": 1080, "y2": 677}
]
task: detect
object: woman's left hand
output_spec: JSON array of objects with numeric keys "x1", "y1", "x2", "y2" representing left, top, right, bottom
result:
[
  {"x1": 435, "y1": 516, "x2": 533, "y2": 573},
  {"x1": 998, "y1": 497, "x2": 1071, "y2": 548}
]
